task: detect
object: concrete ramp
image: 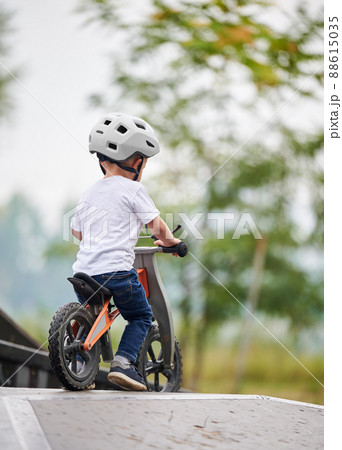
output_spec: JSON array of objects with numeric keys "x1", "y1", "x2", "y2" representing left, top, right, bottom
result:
[{"x1": 0, "y1": 388, "x2": 323, "y2": 449}]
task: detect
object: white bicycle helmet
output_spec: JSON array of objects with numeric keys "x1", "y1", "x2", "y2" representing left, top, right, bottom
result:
[{"x1": 89, "y1": 112, "x2": 160, "y2": 161}]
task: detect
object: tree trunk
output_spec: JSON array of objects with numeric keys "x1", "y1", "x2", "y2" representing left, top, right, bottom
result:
[
  {"x1": 232, "y1": 238, "x2": 267, "y2": 393},
  {"x1": 189, "y1": 314, "x2": 209, "y2": 392}
]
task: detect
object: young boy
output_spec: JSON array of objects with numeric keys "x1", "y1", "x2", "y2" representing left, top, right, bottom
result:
[{"x1": 71, "y1": 112, "x2": 180, "y2": 391}]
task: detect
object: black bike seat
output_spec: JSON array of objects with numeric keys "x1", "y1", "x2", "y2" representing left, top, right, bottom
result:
[{"x1": 68, "y1": 272, "x2": 112, "y2": 301}]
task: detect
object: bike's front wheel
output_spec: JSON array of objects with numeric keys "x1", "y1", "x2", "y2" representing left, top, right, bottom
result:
[
  {"x1": 137, "y1": 324, "x2": 182, "y2": 392},
  {"x1": 48, "y1": 302, "x2": 100, "y2": 391}
]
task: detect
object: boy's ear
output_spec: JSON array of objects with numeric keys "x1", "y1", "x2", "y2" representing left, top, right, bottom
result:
[{"x1": 132, "y1": 156, "x2": 144, "y2": 169}]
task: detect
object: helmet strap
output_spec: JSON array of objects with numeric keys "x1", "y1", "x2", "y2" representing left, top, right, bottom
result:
[
  {"x1": 114, "y1": 162, "x2": 139, "y2": 180},
  {"x1": 115, "y1": 157, "x2": 144, "y2": 181},
  {"x1": 97, "y1": 153, "x2": 144, "y2": 181},
  {"x1": 99, "y1": 162, "x2": 106, "y2": 175}
]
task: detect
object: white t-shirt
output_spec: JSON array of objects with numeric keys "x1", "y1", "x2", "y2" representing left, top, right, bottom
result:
[{"x1": 71, "y1": 176, "x2": 159, "y2": 275}]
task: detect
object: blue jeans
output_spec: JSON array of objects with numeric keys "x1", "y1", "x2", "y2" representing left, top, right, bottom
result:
[{"x1": 75, "y1": 268, "x2": 152, "y2": 363}]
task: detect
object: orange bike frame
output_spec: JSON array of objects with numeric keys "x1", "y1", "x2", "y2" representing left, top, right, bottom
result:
[{"x1": 83, "y1": 301, "x2": 120, "y2": 351}]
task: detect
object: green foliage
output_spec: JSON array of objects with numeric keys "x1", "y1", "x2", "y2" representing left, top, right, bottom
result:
[
  {"x1": 0, "y1": 194, "x2": 76, "y2": 320},
  {"x1": 182, "y1": 339, "x2": 323, "y2": 404},
  {"x1": 44, "y1": 240, "x2": 78, "y2": 260},
  {"x1": 0, "y1": 7, "x2": 16, "y2": 119},
  {"x1": 79, "y1": 0, "x2": 323, "y2": 341}
]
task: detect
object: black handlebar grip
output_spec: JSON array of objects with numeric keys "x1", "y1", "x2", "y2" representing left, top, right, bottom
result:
[{"x1": 160, "y1": 241, "x2": 188, "y2": 257}]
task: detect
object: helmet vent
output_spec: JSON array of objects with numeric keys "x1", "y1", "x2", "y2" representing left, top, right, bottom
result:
[
  {"x1": 104, "y1": 120, "x2": 112, "y2": 125},
  {"x1": 135, "y1": 122, "x2": 146, "y2": 130},
  {"x1": 108, "y1": 142, "x2": 117, "y2": 150},
  {"x1": 117, "y1": 125, "x2": 128, "y2": 134},
  {"x1": 146, "y1": 140, "x2": 155, "y2": 148},
  {"x1": 96, "y1": 130, "x2": 104, "y2": 134}
]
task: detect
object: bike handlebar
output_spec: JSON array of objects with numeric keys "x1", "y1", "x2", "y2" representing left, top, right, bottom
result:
[
  {"x1": 159, "y1": 241, "x2": 188, "y2": 257},
  {"x1": 140, "y1": 224, "x2": 188, "y2": 257}
]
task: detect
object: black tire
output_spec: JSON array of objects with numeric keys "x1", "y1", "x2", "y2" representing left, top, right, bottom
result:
[
  {"x1": 136, "y1": 324, "x2": 182, "y2": 392},
  {"x1": 48, "y1": 302, "x2": 100, "y2": 391}
]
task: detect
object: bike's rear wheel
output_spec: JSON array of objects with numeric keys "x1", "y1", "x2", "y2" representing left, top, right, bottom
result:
[
  {"x1": 137, "y1": 324, "x2": 182, "y2": 392},
  {"x1": 48, "y1": 302, "x2": 100, "y2": 391}
]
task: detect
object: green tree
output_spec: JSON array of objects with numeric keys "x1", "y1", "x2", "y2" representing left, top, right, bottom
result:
[
  {"x1": 0, "y1": 7, "x2": 15, "y2": 118},
  {"x1": 0, "y1": 194, "x2": 77, "y2": 330},
  {"x1": 80, "y1": 0, "x2": 323, "y2": 388}
]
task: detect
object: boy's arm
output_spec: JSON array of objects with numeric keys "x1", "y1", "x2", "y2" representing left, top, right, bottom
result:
[
  {"x1": 72, "y1": 229, "x2": 82, "y2": 241},
  {"x1": 147, "y1": 216, "x2": 180, "y2": 247}
]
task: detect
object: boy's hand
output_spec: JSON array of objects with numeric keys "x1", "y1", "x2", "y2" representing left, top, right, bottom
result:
[
  {"x1": 72, "y1": 229, "x2": 82, "y2": 241},
  {"x1": 147, "y1": 216, "x2": 181, "y2": 255},
  {"x1": 153, "y1": 238, "x2": 181, "y2": 257},
  {"x1": 153, "y1": 238, "x2": 181, "y2": 247}
]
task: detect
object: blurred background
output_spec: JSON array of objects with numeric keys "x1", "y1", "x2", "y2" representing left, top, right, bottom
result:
[{"x1": 0, "y1": 0, "x2": 323, "y2": 403}]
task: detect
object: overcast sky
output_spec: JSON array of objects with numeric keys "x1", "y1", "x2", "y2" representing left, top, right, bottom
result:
[
  {"x1": 0, "y1": 0, "x2": 322, "y2": 233},
  {"x1": 0, "y1": 0, "x2": 122, "y2": 231}
]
